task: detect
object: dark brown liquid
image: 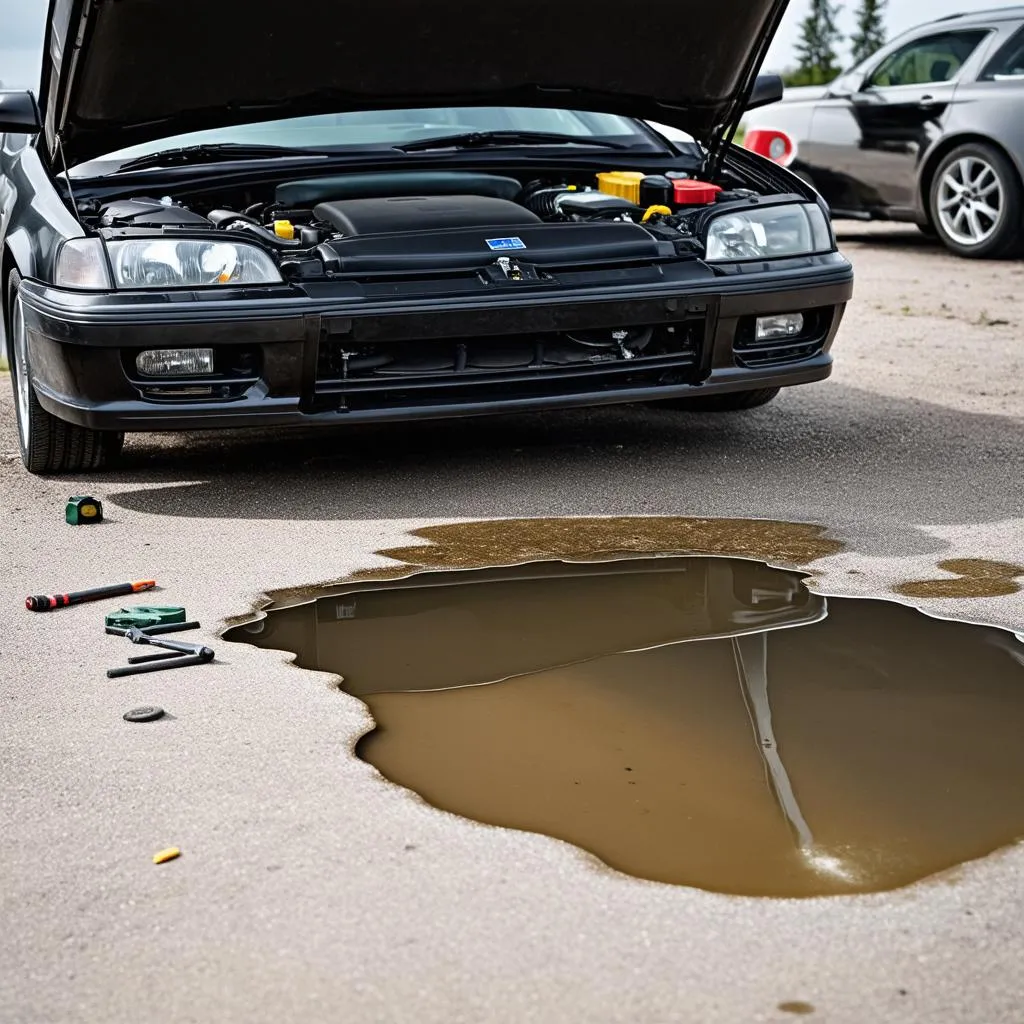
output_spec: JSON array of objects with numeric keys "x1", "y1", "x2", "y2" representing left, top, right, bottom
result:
[
  {"x1": 227, "y1": 556, "x2": 1024, "y2": 897},
  {"x1": 778, "y1": 1002, "x2": 816, "y2": 1015}
]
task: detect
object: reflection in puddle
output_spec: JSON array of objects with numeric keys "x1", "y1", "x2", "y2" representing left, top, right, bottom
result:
[{"x1": 227, "y1": 556, "x2": 1024, "y2": 897}]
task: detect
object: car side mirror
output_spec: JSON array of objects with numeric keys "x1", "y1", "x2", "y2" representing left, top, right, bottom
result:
[
  {"x1": 826, "y1": 72, "x2": 867, "y2": 98},
  {"x1": 746, "y1": 73, "x2": 784, "y2": 111},
  {"x1": 0, "y1": 91, "x2": 41, "y2": 134}
]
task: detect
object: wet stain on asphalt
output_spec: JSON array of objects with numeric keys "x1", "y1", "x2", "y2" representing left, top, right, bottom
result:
[
  {"x1": 894, "y1": 558, "x2": 1024, "y2": 599},
  {"x1": 778, "y1": 1001, "x2": 816, "y2": 1015},
  {"x1": 369, "y1": 516, "x2": 844, "y2": 570},
  {"x1": 227, "y1": 539, "x2": 1024, "y2": 898}
]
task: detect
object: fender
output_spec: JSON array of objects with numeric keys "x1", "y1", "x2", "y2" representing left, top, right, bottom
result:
[
  {"x1": 3, "y1": 227, "x2": 38, "y2": 284},
  {"x1": 2, "y1": 141, "x2": 84, "y2": 288},
  {"x1": 2, "y1": 224, "x2": 37, "y2": 363}
]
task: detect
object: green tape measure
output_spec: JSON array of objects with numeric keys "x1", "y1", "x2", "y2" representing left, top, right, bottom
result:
[
  {"x1": 105, "y1": 606, "x2": 187, "y2": 630},
  {"x1": 66, "y1": 496, "x2": 103, "y2": 525}
]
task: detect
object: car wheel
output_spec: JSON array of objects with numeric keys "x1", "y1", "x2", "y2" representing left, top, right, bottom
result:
[
  {"x1": 652, "y1": 387, "x2": 781, "y2": 412},
  {"x1": 6, "y1": 270, "x2": 124, "y2": 474},
  {"x1": 929, "y1": 143, "x2": 1023, "y2": 259}
]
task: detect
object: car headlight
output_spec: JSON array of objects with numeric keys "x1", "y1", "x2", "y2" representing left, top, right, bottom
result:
[
  {"x1": 705, "y1": 203, "x2": 833, "y2": 262},
  {"x1": 54, "y1": 238, "x2": 114, "y2": 290},
  {"x1": 107, "y1": 239, "x2": 282, "y2": 288}
]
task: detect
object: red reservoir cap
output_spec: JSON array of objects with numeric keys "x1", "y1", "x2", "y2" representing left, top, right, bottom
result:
[{"x1": 672, "y1": 179, "x2": 722, "y2": 205}]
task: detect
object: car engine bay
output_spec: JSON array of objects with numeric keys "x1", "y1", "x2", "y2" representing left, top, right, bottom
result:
[{"x1": 79, "y1": 166, "x2": 779, "y2": 279}]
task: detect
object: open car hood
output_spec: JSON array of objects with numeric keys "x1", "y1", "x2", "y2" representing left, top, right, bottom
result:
[{"x1": 40, "y1": 0, "x2": 789, "y2": 165}]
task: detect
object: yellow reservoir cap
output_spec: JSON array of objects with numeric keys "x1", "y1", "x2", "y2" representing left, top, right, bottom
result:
[
  {"x1": 273, "y1": 220, "x2": 295, "y2": 240},
  {"x1": 596, "y1": 171, "x2": 646, "y2": 204}
]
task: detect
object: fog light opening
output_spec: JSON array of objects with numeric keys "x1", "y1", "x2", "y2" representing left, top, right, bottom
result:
[
  {"x1": 136, "y1": 348, "x2": 215, "y2": 376},
  {"x1": 144, "y1": 385, "x2": 216, "y2": 398},
  {"x1": 755, "y1": 313, "x2": 805, "y2": 342}
]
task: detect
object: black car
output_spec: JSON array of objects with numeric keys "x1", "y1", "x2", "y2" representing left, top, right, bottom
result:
[
  {"x1": 744, "y1": 6, "x2": 1024, "y2": 259},
  {"x1": 0, "y1": 0, "x2": 852, "y2": 475}
]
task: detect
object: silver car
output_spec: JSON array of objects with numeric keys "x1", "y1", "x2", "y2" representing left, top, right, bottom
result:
[{"x1": 744, "y1": 6, "x2": 1024, "y2": 258}]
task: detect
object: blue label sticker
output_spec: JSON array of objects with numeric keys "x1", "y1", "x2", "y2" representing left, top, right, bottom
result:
[{"x1": 485, "y1": 237, "x2": 527, "y2": 251}]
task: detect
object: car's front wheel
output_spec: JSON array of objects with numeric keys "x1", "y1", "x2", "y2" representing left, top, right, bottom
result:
[
  {"x1": 929, "y1": 143, "x2": 1023, "y2": 259},
  {"x1": 651, "y1": 387, "x2": 780, "y2": 412},
  {"x1": 6, "y1": 270, "x2": 124, "y2": 474}
]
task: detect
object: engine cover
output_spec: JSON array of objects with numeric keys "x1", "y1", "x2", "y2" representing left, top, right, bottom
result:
[
  {"x1": 99, "y1": 197, "x2": 212, "y2": 228},
  {"x1": 313, "y1": 195, "x2": 540, "y2": 235},
  {"x1": 317, "y1": 222, "x2": 676, "y2": 274}
]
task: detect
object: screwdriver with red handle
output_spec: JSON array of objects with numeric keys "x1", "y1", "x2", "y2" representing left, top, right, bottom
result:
[{"x1": 25, "y1": 579, "x2": 156, "y2": 612}]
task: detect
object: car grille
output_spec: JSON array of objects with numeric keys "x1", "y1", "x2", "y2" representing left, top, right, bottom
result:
[{"x1": 312, "y1": 306, "x2": 708, "y2": 411}]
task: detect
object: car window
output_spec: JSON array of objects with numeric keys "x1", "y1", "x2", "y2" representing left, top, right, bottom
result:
[
  {"x1": 93, "y1": 107, "x2": 651, "y2": 163},
  {"x1": 867, "y1": 31, "x2": 988, "y2": 88},
  {"x1": 981, "y1": 26, "x2": 1024, "y2": 79}
]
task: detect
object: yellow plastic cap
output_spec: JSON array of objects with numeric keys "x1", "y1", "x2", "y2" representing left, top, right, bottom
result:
[
  {"x1": 596, "y1": 171, "x2": 646, "y2": 204},
  {"x1": 641, "y1": 205, "x2": 673, "y2": 223},
  {"x1": 273, "y1": 220, "x2": 295, "y2": 240}
]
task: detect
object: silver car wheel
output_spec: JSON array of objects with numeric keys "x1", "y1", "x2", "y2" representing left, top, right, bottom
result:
[
  {"x1": 937, "y1": 156, "x2": 1004, "y2": 247},
  {"x1": 11, "y1": 293, "x2": 32, "y2": 450}
]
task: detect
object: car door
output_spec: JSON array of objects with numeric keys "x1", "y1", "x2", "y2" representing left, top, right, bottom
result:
[{"x1": 802, "y1": 29, "x2": 991, "y2": 217}]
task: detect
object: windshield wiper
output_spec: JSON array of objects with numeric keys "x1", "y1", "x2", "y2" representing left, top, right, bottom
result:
[
  {"x1": 115, "y1": 143, "x2": 326, "y2": 171},
  {"x1": 395, "y1": 130, "x2": 630, "y2": 153}
]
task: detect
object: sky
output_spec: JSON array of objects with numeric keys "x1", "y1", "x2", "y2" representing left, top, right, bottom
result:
[
  {"x1": 763, "y1": 0, "x2": 1012, "y2": 71},
  {"x1": 0, "y1": 0, "x2": 1014, "y2": 89}
]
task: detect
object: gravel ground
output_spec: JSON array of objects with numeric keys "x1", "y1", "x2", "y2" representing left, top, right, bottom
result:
[{"x1": 1, "y1": 224, "x2": 1022, "y2": 1024}]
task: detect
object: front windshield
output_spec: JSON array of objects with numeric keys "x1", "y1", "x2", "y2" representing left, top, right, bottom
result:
[{"x1": 91, "y1": 106, "x2": 654, "y2": 164}]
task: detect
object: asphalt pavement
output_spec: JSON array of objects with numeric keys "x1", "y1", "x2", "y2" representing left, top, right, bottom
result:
[{"x1": 1, "y1": 223, "x2": 1023, "y2": 1023}]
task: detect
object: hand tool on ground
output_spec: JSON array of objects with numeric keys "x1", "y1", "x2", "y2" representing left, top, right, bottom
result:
[
  {"x1": 105, "y1": 619, "x2": 199, "y2": 637},
  {"x1": 26, "y1": 579, "x2": 156, "y2": 612},
  {"x1": 66, "y1": 496, "x2": 104, "y2": 525},
  {"x1": 106, "y1": 623, "x2": 214, "y2": 678},
  {"x1": 108, "y1": 652, "x2": 212, "y2": 678},
  {"x1": 105, "y1": 605, "x2": 187, "y2": 630}
]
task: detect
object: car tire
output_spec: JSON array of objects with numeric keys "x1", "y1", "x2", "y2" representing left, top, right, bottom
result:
[
  {"x1": 929, "y1": 143, "x2": 1023, "y2": 259},
  {"x1": 652, "y1": 387, "x2": 781, "y2": 412},
  {"x1": 6, "y1": 270, "x2": 124, "y2": 474}
]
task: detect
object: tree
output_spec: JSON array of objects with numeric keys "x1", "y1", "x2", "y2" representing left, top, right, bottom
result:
[
  {"x1": 791, "y1": 0, "x2": 844, "y2": 86},
  {"x1": 850, "y1": 0, "x2": 887, "y2": 66},
  {"x1": 782, "y1": 67, "x2": 823, "y2": 88}
]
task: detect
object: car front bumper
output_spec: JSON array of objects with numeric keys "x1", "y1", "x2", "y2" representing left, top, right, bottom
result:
[{"x1": 18, "y1": 257, "x2": 853, "y2": 432}]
